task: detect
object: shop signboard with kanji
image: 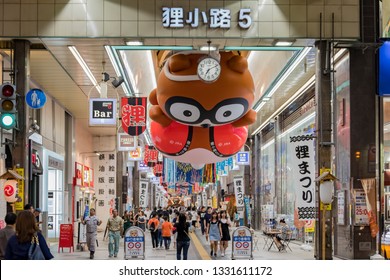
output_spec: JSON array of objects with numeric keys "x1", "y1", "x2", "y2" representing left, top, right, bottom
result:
[
  {"x1": 121, "y1": 97, "x2": 147, "y2": 136},
  {"x1": 139, "y1": 180, "x2": 149, "y2": 208},
  {"x1": 288, "y1": 134, "x2": 316, "y2": 220}
]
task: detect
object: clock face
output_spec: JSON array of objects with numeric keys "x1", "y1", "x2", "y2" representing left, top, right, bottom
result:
[{"x1": 197, "y1": 57, "x2": 221, "y2": 83}]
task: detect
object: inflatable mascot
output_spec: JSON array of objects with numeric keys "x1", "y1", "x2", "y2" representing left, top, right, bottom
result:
[{"x1": 149, "y1": 51, "x2": 256, "y2": 167}]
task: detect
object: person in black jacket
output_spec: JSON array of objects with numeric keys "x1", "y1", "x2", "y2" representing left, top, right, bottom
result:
[{"x1": 174, "y1": 212, "x2": 191, "y2": 260}]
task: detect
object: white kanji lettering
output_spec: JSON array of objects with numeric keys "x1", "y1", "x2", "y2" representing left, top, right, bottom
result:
[
  {"x1": 162, "y1": 7, "x2": 170, "y2": 27},
  {"x1": 238, "y1": 8, "x2": 252, "y2": 29},
  {"x1": 162, "y1": 7, "x2": 184, "y2": 28},
  {"x1": 186, "y1": 8, "x2": 199, "y2": 27},
  {"x1": 201, "y1": 11, "x2": 208, "y2": 24},
  {"x1": 210, "y1": 8, "x2": 231, "y2": 28}
]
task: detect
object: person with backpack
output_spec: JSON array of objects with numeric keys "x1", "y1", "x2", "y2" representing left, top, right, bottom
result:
[{"x1": 148, "y1": 213, "x2": 160, "y2": 249}]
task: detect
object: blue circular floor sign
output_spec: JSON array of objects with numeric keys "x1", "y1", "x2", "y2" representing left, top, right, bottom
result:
[{"x1": 26, "y1": 88, "x2": 47, "y2": 109}]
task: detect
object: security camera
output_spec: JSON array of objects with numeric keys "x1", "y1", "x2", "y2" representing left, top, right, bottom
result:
[{"x1": 111, "y1": 76, "x2": 124, "y2": 88}]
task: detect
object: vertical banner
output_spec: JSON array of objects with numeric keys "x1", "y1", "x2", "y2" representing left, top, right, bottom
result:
[
  {"x1": 197, "y1": 195, "x2": 202, "y2": 207},
  {"x1": 121, "y1": 97, "x2": 147, "y2": 136},
  {"x1": 289, "y1": 134, "x2": 316, "y2": 220},
  {"x1": 360, "y1": 178, "x2": 379, "y2": 238},
  {"x1": 233, "y1": 176, "x2": 245, "y2": 208},
  {"x1": 14, "y1": 168, "x2": 25, "y2": 211},
  {"x1": 144, "y1": 145, "x2": 158, "y2": 167},
  {"x1": 156, "y1": 191, "x2": 161, "y2": 207},
  {"x1": 244, "y1": 196, "x2": 251, "y2": 225},
  {"x1": 75, "y1": 162, "x2": 83, "y2": 186},
  {"x1": 139, "y1": 180, "x2": 149, "y2": 208},
  {"x1": 202, "y1": 192, "x2": 207, "y2": 207}
]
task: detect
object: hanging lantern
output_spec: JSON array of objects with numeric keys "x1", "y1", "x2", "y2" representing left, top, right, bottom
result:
[{"x1": 3, "y1": 179, "x2": 18, "y2": 203}]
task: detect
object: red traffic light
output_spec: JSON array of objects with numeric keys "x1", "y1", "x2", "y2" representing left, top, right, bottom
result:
[{"x1": 1, "y1": 84, "x2": 15, "y2": 97}]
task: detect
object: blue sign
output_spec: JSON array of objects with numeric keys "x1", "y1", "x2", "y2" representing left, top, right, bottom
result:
[
  {"x1": 26, "y1": 89, "x2": 47, "y2": 109},
  {"x1": 236, "y1": 152, "x2": 250, "y2": 165},
  {"x1": 379, "y1": 41, "x2": 390, "y2": 95}
]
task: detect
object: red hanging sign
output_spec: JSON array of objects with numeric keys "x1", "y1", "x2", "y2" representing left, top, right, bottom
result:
[
  {"x1": 144, "y1": 145, "x2": 158, "y2": 167},
  {"x1": 153, "y1": 161, "x2": 163, "y2": 177},
  {"x1": 121, "y1": 97, "x2": 147, "y2": 136}
]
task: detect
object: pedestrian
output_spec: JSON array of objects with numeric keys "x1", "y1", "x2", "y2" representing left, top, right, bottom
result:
[
  {"x1": 172, "y1": 211, "x2": 179, "y2": 249},
  {"x1": 137, "y1": 210, "x2": 147, "y2": 231},
  {"x1": 206, "y1": 211, "x2": 221, "y2": 257},
  {"x1": 123, "y1": 211, "x2": 133, "y2": 234},
  {"x1": 157, "y1": 213, "x2": 164, "y2": 248},
  {"x1": 174, "y1": 212, "x2": 191, "y2": 260},
  {"x1": 198, "y1": 206, "x2": 206, "y2": 235},
  {"x1": 24, "y1": 203, "x2": 34, "y2": 213},
  {"x1": 5, "y1": 210, "x2": 53, "y2": 260},
  {"x1": 148, "y1": 213, "x2": 160, "y2": 249},
  {"x1": 81, "y1": 208, "x2": 102, "y2": 259},
  {"x1": 106, "y1": 209, "x2": 123, "y2": 258},
  {"x1": 219, "y1": 210, "x2": 231, "y2": 257},
  {"x1": 161, "y1": 216, "x2": 173, "y2": 250},
  {"x1": 0, "y1": 212, "x2": 17, "y2": 260}
]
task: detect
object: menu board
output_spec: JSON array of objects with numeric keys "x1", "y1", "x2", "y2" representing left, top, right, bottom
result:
[
  {"x1": 59, "y1": 224, "x2": 74, "y2": 251},
  {"x1": 354, "y1": 189, "x2": 369, "y2": 225}
]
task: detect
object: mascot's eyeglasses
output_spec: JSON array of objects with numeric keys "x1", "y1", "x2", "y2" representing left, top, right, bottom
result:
[{"x1": 165, "y1": 96, "x2": 249, "y2": 126}]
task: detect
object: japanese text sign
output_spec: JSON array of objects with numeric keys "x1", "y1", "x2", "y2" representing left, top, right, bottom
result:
[{"x1": 289, "y1": 134, "x2": 316, "y2": 220}]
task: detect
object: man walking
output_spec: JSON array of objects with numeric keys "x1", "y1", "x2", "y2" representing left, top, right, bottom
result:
[
  {"x1": 148, "y1": 213, "x2": 160, "y2": 249},
  {"x1": 82, "y1": 208, "x2": 102, "y2": 259},
  {"x1": 0, "y1": 212, "x2": 17, "y2": 260},
  {"x1": 106, "y1": 209, "x2": 123, "y2": 257}
]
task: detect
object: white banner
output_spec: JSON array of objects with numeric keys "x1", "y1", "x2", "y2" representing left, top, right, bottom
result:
[
  {"x1": 139, "y1": 180, "x2": 149, "y2": 208},
  {"x1": 233, "y1": 176, "x2": 245, "y2": 208},
  {"x1": 289, "y1": 134, "x2": 316, "y2": 220},
  {"x1": 197, "y1": 195, "x2": 202, "y2": 207},
  {"x1": 202, "y1": 192, "x2": 207, "y2": 207}
]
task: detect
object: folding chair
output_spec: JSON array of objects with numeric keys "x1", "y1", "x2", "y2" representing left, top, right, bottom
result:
[{"x1": 280, "y1": 230, "x2": 293, "y2": 252}]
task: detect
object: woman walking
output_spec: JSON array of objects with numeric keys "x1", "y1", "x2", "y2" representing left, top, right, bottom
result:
[
  {"x1": 206, "y1": 211, "x2": 221, "y2": 257},
  {"x1": 5, "y1": 210, "x2": 53, "y2": 260},
  {"x1": 219, "y1": 210, "x2": 231, "y2": 257},
  {"x1": 174, "y1": 212, "x2": 191, "y2": 260}
]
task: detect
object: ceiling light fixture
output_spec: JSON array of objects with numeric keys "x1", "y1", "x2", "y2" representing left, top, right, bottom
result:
[
  {"x1": 126, "y1": 40, "x2": 143, "y2": 46},
  {"x1": 104, "y1": 45, "x2": 130, "y2": 95},
  {"x1": 68, "y1": 46, "x2": 101, "y2": 93},
  {"x1": 200, "y1": 45, "x2": 217, "y2": 52},
  {"x1": 274, "y1": 40, "x2": 295, "y2": 47}
]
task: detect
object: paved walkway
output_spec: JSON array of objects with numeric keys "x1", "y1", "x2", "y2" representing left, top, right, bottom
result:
[{"x1": 49, "y1": 226, "x2": 315, "y2": 260}]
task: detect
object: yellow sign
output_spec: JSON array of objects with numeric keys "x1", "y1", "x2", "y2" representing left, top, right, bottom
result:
[
  {"x1": 212, "y1": 196, "x2": 217, "y2": 209},
  {"x1": 304, "y1": 219, "x2": 316, "y2": 232},
  {"x1": 14, "y1": 168, "x2": 24, "y2": 211},
  {"x1": 320, "y1": 202, "x2": 332, "y2": 210}
]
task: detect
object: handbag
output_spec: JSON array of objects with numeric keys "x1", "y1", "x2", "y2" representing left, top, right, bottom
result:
[{"x1": 28, "y1": 234, "x2": 45, "y2": 260}]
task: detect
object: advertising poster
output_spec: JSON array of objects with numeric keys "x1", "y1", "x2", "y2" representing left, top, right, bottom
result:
[
  {"x1": 354, "y1": 189, "x2": 369, "y2": 225},
  {"x1": 14, "y1": 168, "x2": 24, "y2": 211}
]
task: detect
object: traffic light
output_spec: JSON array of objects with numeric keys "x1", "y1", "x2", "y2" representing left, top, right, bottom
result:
[{"x1": 0, "y1": 83, "x2": 16, "y2": 129}]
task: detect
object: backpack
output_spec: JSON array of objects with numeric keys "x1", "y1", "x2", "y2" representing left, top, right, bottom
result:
[{"x1": 149, "y1": 221, "x2": 156, "y2": 231}]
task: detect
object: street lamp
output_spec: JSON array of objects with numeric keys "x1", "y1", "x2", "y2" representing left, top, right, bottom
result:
[{"x1": 315, "y1": 171, "x2": 337, "y2": 260}]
